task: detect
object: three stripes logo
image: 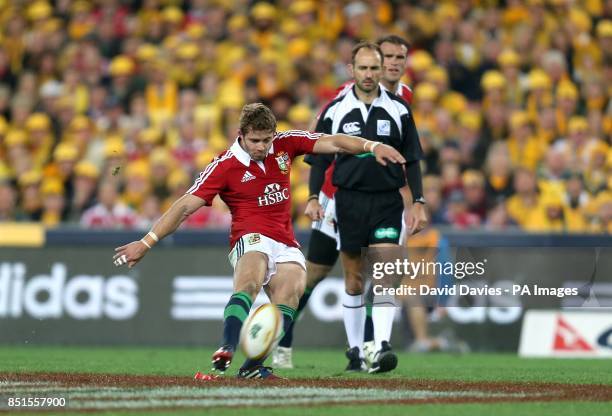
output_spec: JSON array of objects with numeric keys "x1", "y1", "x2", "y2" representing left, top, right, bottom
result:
[
  {"x1": 171, "y1": 276, "x2": 269, "y2": 320},
  {"x1": 241, "y1": 171, "x2": 256, "y2": 183}
]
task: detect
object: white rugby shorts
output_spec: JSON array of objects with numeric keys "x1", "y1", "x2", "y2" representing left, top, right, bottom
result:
[
  {"x1": 228, "y1": 233, "x2": 306, "y2": 285},
  {"x1": 311, "y1": 193, "x2": 339, "y2": 242}
]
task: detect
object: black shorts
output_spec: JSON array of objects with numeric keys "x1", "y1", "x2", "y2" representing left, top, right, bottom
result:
[
  {"x1": 306, "y1": 229, "x2": 339, "y2": 266},
  {"x1": 335, "y1": 188, "x2": 403, "y2": 253}
]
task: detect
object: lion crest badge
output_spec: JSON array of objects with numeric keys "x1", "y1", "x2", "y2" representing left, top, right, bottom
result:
[{"x1": 275, "y1": 151, "x2": 290, "y2": 174}]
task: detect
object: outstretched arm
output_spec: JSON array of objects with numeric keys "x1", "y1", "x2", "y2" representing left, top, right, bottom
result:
[
  {"x1": 312, "y1": 133, "x2": 406, "y2": 166},
  {"x1": 113, "y1": 193, "x2": 206, "y2": 268}
]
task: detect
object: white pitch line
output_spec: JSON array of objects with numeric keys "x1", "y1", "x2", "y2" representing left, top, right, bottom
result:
[
  {"x1": 72, "y1": 387, "x2": 537, "y2": 400},
  {"x1": 0, "y1": 386, "x2": 122, "y2": 393},
  {"x1": 0, "y1": 382, "x2": 546, "y2": 411},
  {"x1": 65, "y1": 396, "x2": 397, "y2": 410},
  {"x1": 61, "y1": 386, "x2": 541, "y2": 410},
  {"x1": 0, "y1": 385, "x2": 542, "y2": 400},
  {"x1": 0, "y1": 381, "x2": 55, "y2": 387},
  {"x1": 66, "y1": 390, "x2": 540, "y2": 411},
  {"x1": 71, "y1": 386, "x2": 431, "y2": 399}
]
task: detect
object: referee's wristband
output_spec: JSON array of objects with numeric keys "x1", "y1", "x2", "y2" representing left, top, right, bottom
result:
[
  {"x1": 413, "y1": 196, "x2": 426, "y2": 205},
  {"x1": 308, "y1": 194, "x2": 319, "y2": 202}
]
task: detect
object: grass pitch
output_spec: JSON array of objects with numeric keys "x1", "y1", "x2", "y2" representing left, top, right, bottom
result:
[{"x1": 0, "y1": 346, "x2": 610, "y2": 415}]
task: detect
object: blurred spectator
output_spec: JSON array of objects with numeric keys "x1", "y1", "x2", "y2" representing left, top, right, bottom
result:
[
  {"x1": 506, "y1": 111, "x2": 544, "y2": 171},
  {"x1": 439, "y1": 159, "x2": 462, "y2": 197},
  {"x1": 25, "y1": 113, "x2": 53, "y2": 169},
  {"x1": 506, "y1": 168, "x2": 540, "y2": 228},
  {"x1": 149, "y1": 147, "x2": 172, "y2": 202},
  {"x1": 122, "y1": 160, "x2": 151, "y2": 210},
  {"x1": 462, "y1": 170, "x2": 487, "y2": 222},
  {"x1": 136, "y1": 194, "x2": 162, "y2": 230},
  {"x1": 553, "y1": 116, "x2": 598, "y2": 171},
  {"x1": 67, "y1": 161, "x2": 99, "y2": 222},
  {"x1": 483, "y1": 142, "x2": 513, "y2": 203},
  {"x1": 17, "y1": 170, "x2": 43, "y2": 221},
  {"x1": 540, "y1": 146, "x2": 569, "y2": 185},
  {"x1": 525, "y1": 188, "x2": 586, "y2": 233},
  {"x1": 564, "y1": 173, "x2": 590, "y2": 212},
  {"x1": 583, "y1": 141, "x2": 609, "y2": 194},
  {"x1": 485, "y1": 199, "x2": 516, "y2": 231},
  {"x1": 423, "y1": 175, "x2": 446, "y2": 225},
  {"x1": 40, "y1": 178, "x2": 66, "y2": 228},
  {"x1": 444, "y1": 190, "x2": 480, "y2": 229},
  {"x1": 0, "y1": 181, "x2": 18, "y2": 221},
  {"x1": 0, "y1": 1, "x2": 607, "y2": 235},
  {"x1": 589, "y1": 192, "x2": 612, "y2": 233},
  {"x1": 81, "y1": 180, "x2": 138, "y2": 229},
  {"x1": 456, "y1": 111, "x2": 487, "y2": 169}
]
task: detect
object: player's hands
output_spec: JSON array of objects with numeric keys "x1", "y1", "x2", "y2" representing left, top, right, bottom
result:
[
  {"x1": 305, "y1": 198, "x2": 324, "y2": 221},
  {"x1": 406, "y1": 202, "x2": 428, "y2": 235},
  {"x1": 113, "y1": 241, "x2": 149, "y2": 268},
  {"x1": 373, "y1": 143, "x2": 406, "y2": 166}
]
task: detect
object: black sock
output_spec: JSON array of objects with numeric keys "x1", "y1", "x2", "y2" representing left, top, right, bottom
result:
[
  {"x1": 278, "y1": 288, "x2": 312, "y2": 348},
  {"x1": 221, "y1": 292, "x2": 252, "y2": 350},
  {"x1": 241, "y1": 304, "x2": 296, "y2": 370},
  {"x1": 364, "y1": 302, "x2": 374, "y2": 342}
]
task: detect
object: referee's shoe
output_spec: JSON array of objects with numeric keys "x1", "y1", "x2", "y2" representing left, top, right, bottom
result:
[
  {"x1": 368, "y1": 341, "x2": 398, "y2": 374},
  {"x1": 345, "y1": 347, "x2": 367, "y2": 372}
]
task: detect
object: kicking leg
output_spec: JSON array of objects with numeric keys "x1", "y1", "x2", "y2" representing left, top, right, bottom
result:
[
  {"x1": 212, "y1": 251, "x2": 267, "y2": 372},
  {"x1": 239, "y1": 262, "x2": 306, "y2": 377}
]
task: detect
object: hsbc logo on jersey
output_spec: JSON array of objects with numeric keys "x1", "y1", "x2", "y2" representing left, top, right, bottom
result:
[{"x1": 258, "y1": 183, "x2": 290, "y2": 206}]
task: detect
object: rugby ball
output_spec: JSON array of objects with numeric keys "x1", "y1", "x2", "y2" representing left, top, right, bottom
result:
[{"x1": 240, "y1": 304, "x2": 283, "y2": 360}]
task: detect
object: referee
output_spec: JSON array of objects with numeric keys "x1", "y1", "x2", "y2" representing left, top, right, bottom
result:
[{"x1": 316, "y1": 42, "x2": 427, "y2": 373}]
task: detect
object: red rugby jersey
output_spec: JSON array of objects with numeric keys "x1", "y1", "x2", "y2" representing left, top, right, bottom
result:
[{"x1": 188, "y1": 130, "x2": 322, "y2": 248}]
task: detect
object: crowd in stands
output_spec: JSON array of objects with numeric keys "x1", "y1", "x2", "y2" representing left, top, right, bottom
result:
[{"x1": 0, "y1": 0, "x2": 610, "y2": 233}]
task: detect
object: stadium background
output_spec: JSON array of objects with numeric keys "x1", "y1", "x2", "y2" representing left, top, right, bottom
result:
[
  {"x1": 0, "y1": 1, "x2": 611, "y2": 414},
  {"x1": 0, "y1": 0, "x2": 610, "y2": 348},
  {"x1": 0, "y1": 0, "x2": 609, "y2": 232}
]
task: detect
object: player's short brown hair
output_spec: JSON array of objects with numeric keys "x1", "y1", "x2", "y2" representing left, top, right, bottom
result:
[
  {"x1": 351, "y1": 41, "x2": 384, "y2": 65},
  {"x1": 376, "y1": 35, "x2": 411, "y2": 51},
  {"x1": 239, "y1": 103, "x2": 277, "y2": 134}
]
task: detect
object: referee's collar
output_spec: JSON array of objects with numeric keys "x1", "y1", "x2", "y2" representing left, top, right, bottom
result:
[{"x1": 230, "y1": 137, "x2": 275, "y2": 167}]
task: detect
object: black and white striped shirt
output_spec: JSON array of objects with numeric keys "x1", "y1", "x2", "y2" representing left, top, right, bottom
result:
[{"x1": 316, "y1": 86, "x2": 423, "y2": 192}]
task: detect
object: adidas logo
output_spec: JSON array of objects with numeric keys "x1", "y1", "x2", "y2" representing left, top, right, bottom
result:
[{"x1": 241, "y1": 171, "x2": 256, "y2": 183}]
